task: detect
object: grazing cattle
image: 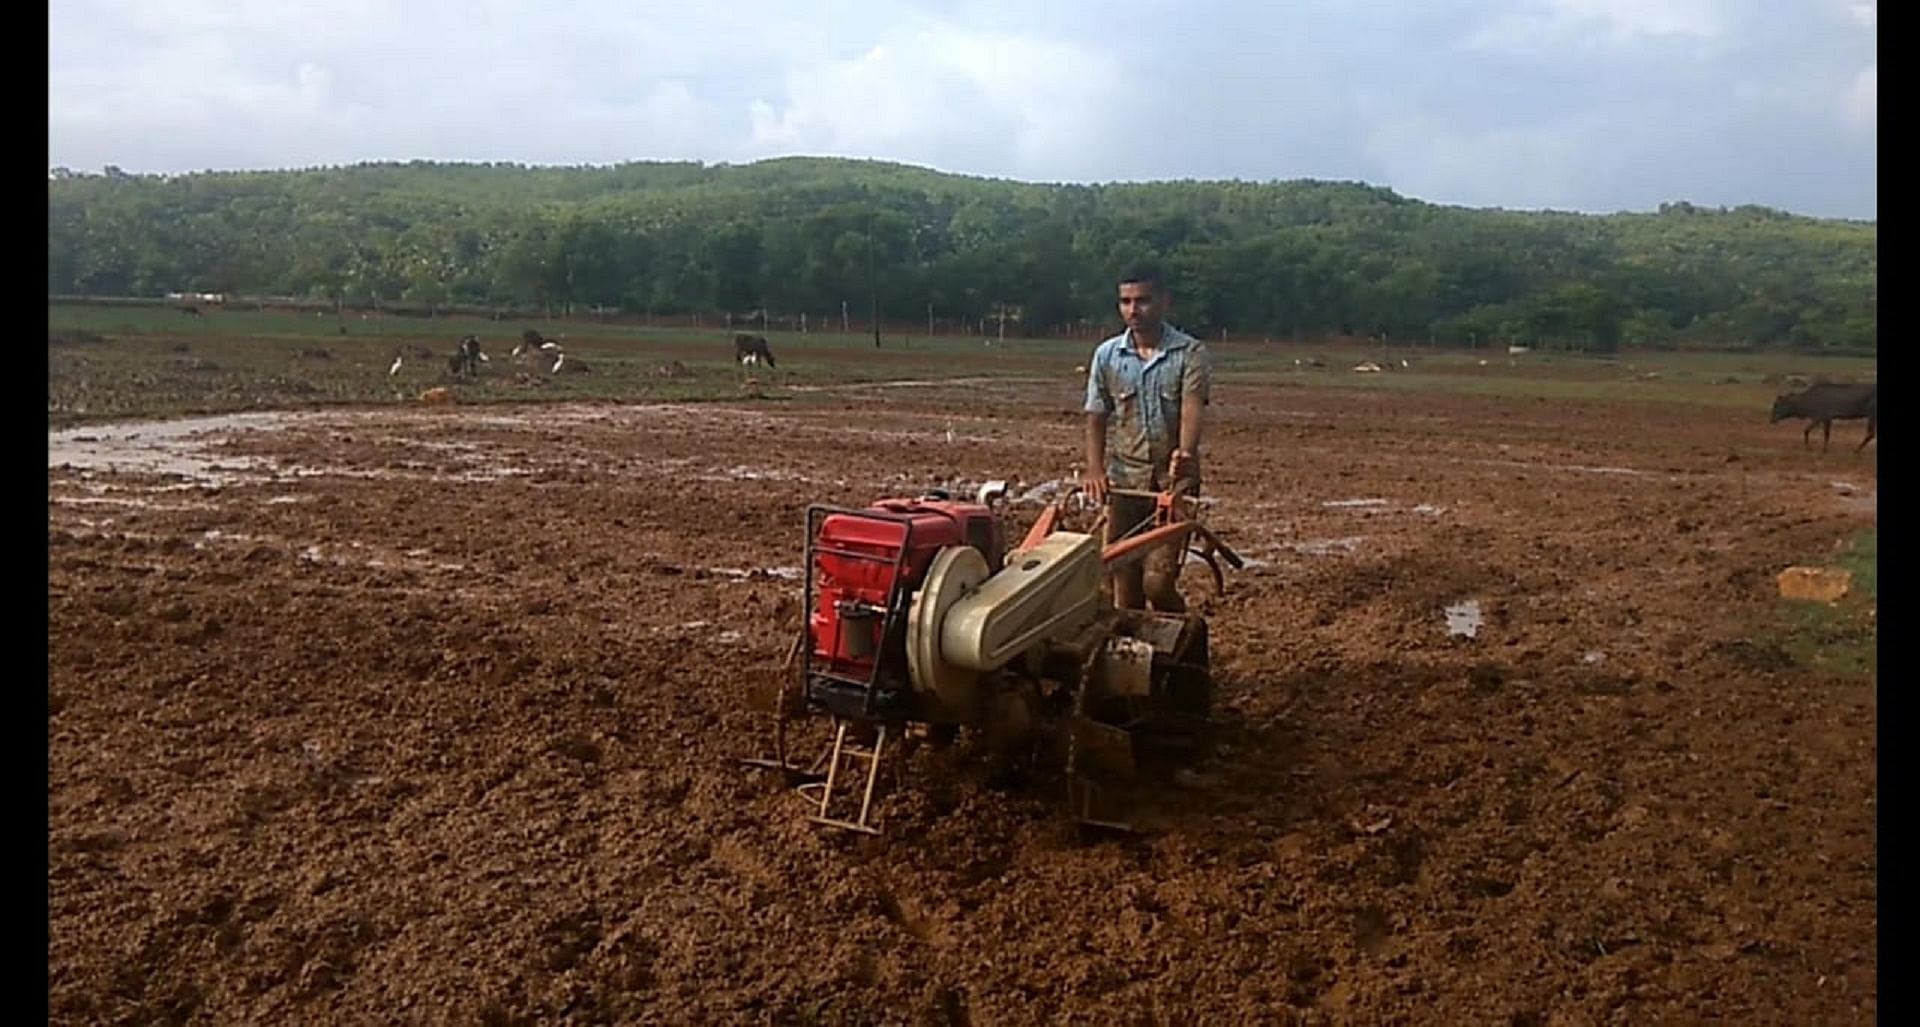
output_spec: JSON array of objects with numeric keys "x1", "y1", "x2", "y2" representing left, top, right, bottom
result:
[
  {"x1": 448, "y1": 335, "x2": 487, "y2": 377},
  {"x1": 1770, "y1": 383, "x2": 1877, "y2": 452},
  {"x1": 506, "y1": 337, "x2": 582, "y2": 375},
  {"x1": 734, "y1": 333, "x2": 777, "y2": 368},
  {"x1": 511, "y1": 330, "x2": 564, "y2": 364}
]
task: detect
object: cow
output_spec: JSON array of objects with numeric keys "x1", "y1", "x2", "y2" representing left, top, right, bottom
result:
[
  {"x1": 1770, "y1": 382, "x2": 1877, "y2": 452},
  {"x1": 505, "y1": 335, "x2": 583, "y2": 375},
  {"x1": 448, "y1": 335, "x2": 487, "y2": 377},
  {"x1": 734, "y1": 333, "x2": 777, "y2": 368}
]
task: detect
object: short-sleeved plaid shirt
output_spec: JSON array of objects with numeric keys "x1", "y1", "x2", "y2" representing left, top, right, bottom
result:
[{"x1": 1083, "y1": 324, "x2": 1212, "y2": 490}]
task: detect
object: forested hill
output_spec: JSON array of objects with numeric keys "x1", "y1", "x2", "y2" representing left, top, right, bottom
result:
[{"x1": 47, "y1": 157, "x2": 1876, "y2": 351}]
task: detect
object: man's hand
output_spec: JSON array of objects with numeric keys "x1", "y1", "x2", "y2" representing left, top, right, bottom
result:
[
  {"x1": 1085, "y1": 471, "x2": 1111, "y2": 506},
  {"x1": 1168, "y1": 448, "x2": 1195, "y2": 485}
]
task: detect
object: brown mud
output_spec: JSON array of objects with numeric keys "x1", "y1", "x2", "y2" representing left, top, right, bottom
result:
[{"x1": 49, "y1": 378, "x2": 1875, "y2": 1024}]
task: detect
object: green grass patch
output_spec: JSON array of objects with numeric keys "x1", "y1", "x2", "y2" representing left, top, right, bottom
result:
[
  {"x1": 46, "y1": 301, "x2": 1877, "y2": 425},
  {"x1": 45, "y1": 305, "x2": 1081, "y2": 426},
  {"x1": 1770, "y1": 527, "x2": 1877, "y2": 681}
]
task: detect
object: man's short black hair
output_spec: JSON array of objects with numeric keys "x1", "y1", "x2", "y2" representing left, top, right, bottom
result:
[{"x1": 1117, "y1": 262, "x2": 1169, "y2": 294}]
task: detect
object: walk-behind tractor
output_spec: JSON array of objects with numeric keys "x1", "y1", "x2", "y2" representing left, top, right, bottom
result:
[{"x1": 747, "y1": 479, "x2": 1243, "y2": 834}]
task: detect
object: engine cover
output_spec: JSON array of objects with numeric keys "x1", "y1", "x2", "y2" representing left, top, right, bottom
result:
[{"x1": 805, "y1": 497, "x2": 1003, "y2": 717}]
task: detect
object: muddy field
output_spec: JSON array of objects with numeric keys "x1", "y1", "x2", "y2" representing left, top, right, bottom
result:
[{"x1": 48, "y1": 372, "x2": 1876, "y2": 1024}]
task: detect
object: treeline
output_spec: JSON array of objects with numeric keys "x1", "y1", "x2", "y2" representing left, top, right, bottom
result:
[{"x1": 47, "y1": 157, "x2": 1876, "y2": 351}]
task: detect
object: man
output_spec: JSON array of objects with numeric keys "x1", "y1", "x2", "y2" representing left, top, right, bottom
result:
[{"x1": 1083, "y1": 263, "x2": 1212, "y2": 612}]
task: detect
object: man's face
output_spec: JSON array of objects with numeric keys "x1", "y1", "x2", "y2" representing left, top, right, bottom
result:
[{"x1": 1118, "y1": 281, "x2": 1166, "y2": 332}]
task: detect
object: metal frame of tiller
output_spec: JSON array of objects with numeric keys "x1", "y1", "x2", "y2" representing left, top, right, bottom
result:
[
  {"x1": 746, "y1": 489, "x2": 1244, "y2": 837},
  {"x1": 782, "y1": 503, "x2": 926, "y2": 834}
]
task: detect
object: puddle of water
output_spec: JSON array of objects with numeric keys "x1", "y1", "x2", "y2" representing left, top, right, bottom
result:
[
  {"x1": 449, "y1": 467, "x2": 538, "y2": 483},
  {"x1": 717, "y1": 465, "x2": 814, "y2": 483},
  {"x1": 48, "y1": 403, "x2": 736, "y2": 487},
  {"x1": 1290, "y1": 536, "x2": 1364, "y2": 557},
  {"x1": 785, "y1": 376, "x2": 1055, "y2": 393},
  {"x1": 47, "y1": 494, "x2": 218, "y2": 512},
  {"x1": 1478, "y1": 458, "x2": 1651, "y2": 478},
  {"x1": 1322, "y1": 498, "x2": 1389, "y2": 508},
  {"x1": 1839, "y1": 490, "x2": 1876, "y2": 515},
  {"x1": 50, "y1": 479, "x2": 208, "y2": 496},
  {"x1": 48, "y1": 412, "x2": 312, "y2": 483},
  {"x1": 373, "y1": 437, "x2": 487, "y2": 454},
  {"x1": 1411, "y1": 503, "x2": 1448, "y2": 516},
  {"x1": 1582, "y1": 650, "x2": 1608, "y2": 665},
  {"x1": 1444, "y1": 600, "x2": 1483, "y2": 639}
]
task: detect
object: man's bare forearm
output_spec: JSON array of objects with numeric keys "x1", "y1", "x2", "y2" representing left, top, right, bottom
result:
[
  {"x1": 1086, "y1": 414, "x2": 1109, "y2": 472},
  {"x1": 1179, "y1": 396, "x2": 1204, "y2": 455},
  {"x1": 1085, "y1": 413, "x2": 1109, "y2": 499}
]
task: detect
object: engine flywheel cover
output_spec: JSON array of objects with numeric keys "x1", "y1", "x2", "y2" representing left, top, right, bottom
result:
[{"x1": 907, "y1": 545, "x2": 990, "y2": 720}]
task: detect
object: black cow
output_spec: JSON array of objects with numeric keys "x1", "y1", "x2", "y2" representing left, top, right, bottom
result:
[
  {"x1": 448, "y1": 335, "x2": 486, "y2": 377},
  {"x1": 733, "y1": 333, "x2": 777, "y2": 368},
  {"x1": 1770, "y1": 382, "x2": 1877, "y2": 452}
]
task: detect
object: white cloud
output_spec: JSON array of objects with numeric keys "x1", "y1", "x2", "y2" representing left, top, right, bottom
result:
[
  {"x1": 1544, "y1": 0, "x2": 1724, "y2": 38},
  {"x1": 1464, "y1": 0, "x2": 1723, "y2": 53},
  {"x1": 1360, "y1": 112, "x2": 1603, "y2": 212},
  {"x1": 45, "y1": 0, "x2": 1877, "y2": 218},
  {"x1": 1844, "y1": 65, "x2": 1876, "y2": 132},
  {"x1": 1837, "y1": 1, "x2": 1875, "y2": 134},
  {"x1": 748, "y1": 21, "x2": 1119, "y2": 179}
]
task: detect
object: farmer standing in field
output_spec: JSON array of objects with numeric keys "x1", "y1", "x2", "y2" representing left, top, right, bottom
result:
[{"x1": 1082, "y1": 262, "x2": 1213, "y2": 613}]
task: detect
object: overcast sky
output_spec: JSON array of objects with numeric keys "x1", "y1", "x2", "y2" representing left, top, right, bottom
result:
[{"x1": 48, "y1": 0, "x2": 1876, "y2": 219}]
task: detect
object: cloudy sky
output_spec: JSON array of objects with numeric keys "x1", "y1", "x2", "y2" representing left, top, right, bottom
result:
[{"x1": 49, "y1": 0, "x2": 1876, "y2": 219}]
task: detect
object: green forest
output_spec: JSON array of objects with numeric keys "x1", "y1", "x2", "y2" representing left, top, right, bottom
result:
[{"x1": 47, "y1": 157, "x2": 1876, "y2": 352}]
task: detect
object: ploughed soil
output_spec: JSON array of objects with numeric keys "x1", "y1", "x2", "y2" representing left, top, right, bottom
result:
[{"x1": 48, "y1": 375, "x2": 1876, "y2": 1024}]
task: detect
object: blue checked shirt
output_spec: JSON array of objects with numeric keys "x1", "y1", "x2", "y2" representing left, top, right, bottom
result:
[{"x1": 1083, "y1": 324, "x2": 1213, "y2": 489}]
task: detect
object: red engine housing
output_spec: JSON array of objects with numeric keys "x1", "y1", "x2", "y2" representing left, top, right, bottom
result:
[{"x1": 807, "y1": 497, "x2": 1003, "y2": 691}]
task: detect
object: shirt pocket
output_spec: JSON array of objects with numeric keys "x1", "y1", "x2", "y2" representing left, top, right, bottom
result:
[
  {"x1": 1156, "y1": 380, "x2": 1183, "y2": 423},
  {"x1": 1158, "y1": 357, "x2": 1186, "y2": 403}
]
